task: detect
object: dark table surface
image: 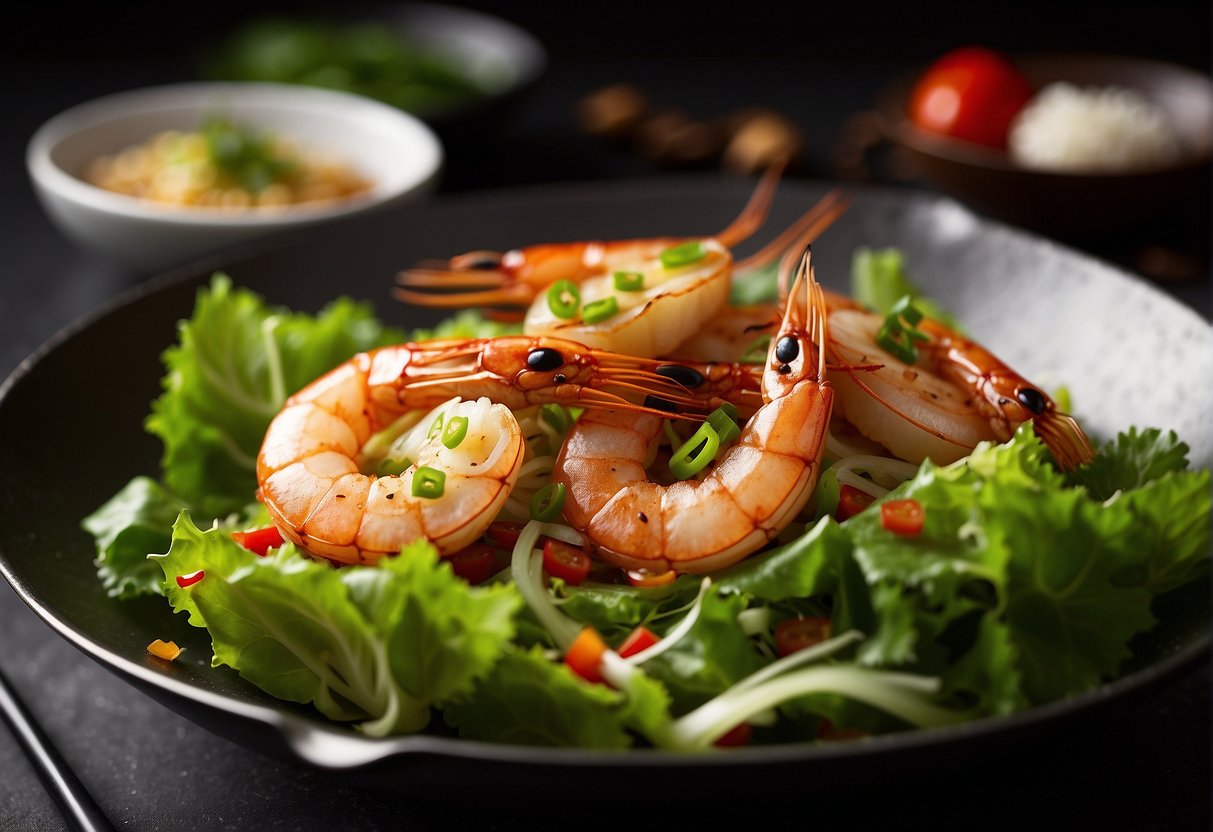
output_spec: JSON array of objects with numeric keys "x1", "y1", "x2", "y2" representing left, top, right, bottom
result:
[{"x1": 2, "y1": 3, "x2": 1210, "y2": 830}]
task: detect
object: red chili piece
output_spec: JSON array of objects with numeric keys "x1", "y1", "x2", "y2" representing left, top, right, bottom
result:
[
  {"x1": 617, "y1": 626, "x2": 660, "y2": 658},
  {"x1": 176, "y1": 570, "x2": 206, "y2": 588},
  {"x1": 231, "y1": 526, "x2": 284, "y2": 556}
]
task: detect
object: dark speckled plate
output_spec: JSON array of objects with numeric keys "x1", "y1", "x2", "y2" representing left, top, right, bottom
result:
[{"x1": 0, "y1": 179, "x2": 1209, "y2": 792}]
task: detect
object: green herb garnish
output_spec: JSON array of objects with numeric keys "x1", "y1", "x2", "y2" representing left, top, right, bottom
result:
[{"x1": 201, "y1": 117, "x2": 295, "y2": 194}]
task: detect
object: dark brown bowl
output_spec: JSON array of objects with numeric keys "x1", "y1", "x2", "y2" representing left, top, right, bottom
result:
[{"x1": 875, "y1": 54, "x2": 1213, "y2": 237}]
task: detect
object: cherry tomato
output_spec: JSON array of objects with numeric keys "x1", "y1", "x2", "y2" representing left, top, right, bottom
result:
[
  {"x1": 881, "y1": 499, "x2": 925, "y2": 536},
  {"x1": 231, "y1": 526, "x2": 284, "y2": 556},
  {"x1": 835, "y1": 484, "x2": 875, "y2": 521},
  {"x1": 542, "y1": 539, "x2": 592, "y2": 585},
  {"x1": 625, "y1": 567, "x2": 677, "y2": 588},
  {"x1": 447, "y1": 544, "x2": 501, "y2": 585},
  {"x1": 564, "y1": 627, "x2": 607, "y2": 684},
  {"x1": 617, "y1": 626, "x2": 661, "y2": 658},
  {"x1": 774, "y1": 617, "x2": 832, "y2": 657},
  {"x1": 908, "y1": 47, "x2": 1033, "y2": 147},
  {"x1": 714, "y1": 723, "x2": 753, "y2": 748},
  {"x1": 484, "y1": 521, "x2": 526, "y2": 550}
]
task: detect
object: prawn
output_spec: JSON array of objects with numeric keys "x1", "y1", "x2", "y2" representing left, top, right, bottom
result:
[
  {"x1": 677, "y1": 219, "x2": 1092, "y2": 469},
  {"x1": 394, "y1": 170, "x2": 847, "y2": 357},
  {"x1": 256, "y1": 336, "x2": 756, "y2": 565},
  {"x1": 829, "y1": 308, "x2": 1094, "y2": 468},
  {"x1": 552, "y1": 248, "x2": 833, "y2": 574},
  {"x1": 394, "y1": 161, "x2": 815, "y2": 312}
]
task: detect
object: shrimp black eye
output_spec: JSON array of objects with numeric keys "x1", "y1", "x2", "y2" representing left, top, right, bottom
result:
[
  {"x1": 1016, "y1": 387, "x2": 1046, "y2": 414},
  {"x1": 527, "y1": 348, "x2": 564, "y2": 372},
  {"x1": 656, "y1": 364, "x2": 704, "y2": 388},
  {"x1": 775, "y1": 336, "x2": 800, "y2": 364}
]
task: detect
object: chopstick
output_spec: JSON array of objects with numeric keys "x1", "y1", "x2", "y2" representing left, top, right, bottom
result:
[{"x1": 0, "y1": 663, "x2": 115, "y2": 832}]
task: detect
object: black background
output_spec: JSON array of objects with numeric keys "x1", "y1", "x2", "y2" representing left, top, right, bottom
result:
[{"x1": 1, "y1": 2, "x2": 1210, "y2": 830}]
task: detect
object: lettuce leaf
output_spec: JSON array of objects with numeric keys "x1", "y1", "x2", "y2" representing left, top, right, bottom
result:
[
  {"x1": 851, "y1": 247, "x2": 959, "y2": 328},
  {"x1": 82, "y1": 477, "x2": 188, "y2": 599},
  {"x1": 1066, "y1": 427, "x2": 1192, "y2": 499},
  {"x1": 152, "y1": 514, "x2": 519, "y2": 735},
  {"x1": 146, "y1": 274, "x2": 406, "y2": 516},
  {"x1": 442, "y1": 646, "x2": 649, "y2": 748}
]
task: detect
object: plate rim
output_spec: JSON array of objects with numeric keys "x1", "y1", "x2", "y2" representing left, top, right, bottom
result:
[{"x1": 1, "y1": 176, "x2": 1209, "y2": 771}]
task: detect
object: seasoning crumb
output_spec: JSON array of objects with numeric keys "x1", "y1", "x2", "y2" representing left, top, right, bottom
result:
[{"x1": 639, "y1": 512, "x2": 649, "y2": 524}]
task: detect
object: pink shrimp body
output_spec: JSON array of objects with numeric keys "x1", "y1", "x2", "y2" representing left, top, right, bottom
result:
[{"x1": 553, "y1": 250, "x2": 834, "y2": 574}]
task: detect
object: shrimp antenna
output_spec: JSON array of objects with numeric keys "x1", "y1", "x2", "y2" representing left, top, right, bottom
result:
[{"x1": 715, "y1": 157, "x2": 787, "y2": 248}]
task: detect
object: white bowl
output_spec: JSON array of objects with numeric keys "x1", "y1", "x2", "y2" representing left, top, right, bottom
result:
[{"x1": 27, "y1": 82, "x2": 443, "y2": 272}]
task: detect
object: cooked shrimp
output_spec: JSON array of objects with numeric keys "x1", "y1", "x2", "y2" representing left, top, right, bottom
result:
[
  {"x1": 259, "y1": 393, "x2": 525, "y2": 564},
  {"x1": 394, "y1": 162, "x2": 796, "y2": 311},
  {"x1": 553, "y1": 249, "x2": 833, "y2": 574},
  {"x1": 394, "y1": 171, "x2": 846, "y2": 357},
  {"x1": 257, "y1": 335, "x2": 740, "y2": 564},
  {"x1": 828, "y1": 307, "x2": 1094, "y2": 468},
  {"x1": 522, "y1": 239, "x2": 733, "y2": 357}
]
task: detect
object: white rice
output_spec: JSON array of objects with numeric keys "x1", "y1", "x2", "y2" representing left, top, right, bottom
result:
[{"x1": 1008, "y1": 82, "x2": 1181, "y2": 172}]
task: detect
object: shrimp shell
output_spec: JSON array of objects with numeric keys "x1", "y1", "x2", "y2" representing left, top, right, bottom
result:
[{"x1": 553, "y1": 248, "x2": 833, "y2": 574}]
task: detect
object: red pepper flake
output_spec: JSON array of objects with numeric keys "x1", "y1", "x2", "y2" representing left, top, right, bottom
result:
[
  {"x1": 176, "y1": 570, "x2": 206, "y2": 588},
  {"x1": 231, "y1": 526, "x2": 284, "y2": 556}
]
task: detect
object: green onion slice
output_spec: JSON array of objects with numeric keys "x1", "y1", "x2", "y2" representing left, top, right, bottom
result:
[
  {"x1": 412, "y1": 466, "x2": 446, "y2": 499},
  {"x1": 669, "y1": 422, "x2": 720, "y2": 480},
  {"x1": 376, "y1": 456, "x2": 412, "y2": 476},
  {"x1": 530, "y1": 482, "x2": 568, "y2": 522},
  {"x1": 582, "y1": 296, "x2": 620, "y2": 324},
  {"x1": 876, "y1": 295, "x2": 930, "y2": 364},
  {"x1": 441, "y1": 415, "x2": 469, "y2": 449},
  {"x1": 706, "y1": 406, "x2": 741, "y2": 447},
  {"x1": 547, "y1": 280, "x2": 581, "y2": 319},
  {"x1": 660, "y1": 241, "x2": 708, "y2": 269},
  {"x1": 427, "y1": 413, "x2": 444, "y2": 440},
  {"x1": 614, "y1": 271, "x2": 645, "y2": 292}
]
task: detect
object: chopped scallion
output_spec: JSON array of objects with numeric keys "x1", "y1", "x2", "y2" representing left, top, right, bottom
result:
[
  {"x1": 547, "y1": 280, "x2": 581, "y2": 319},
  {"x1": 427, "y1": 413, "x2": 444, "y2": 440},
  {"x1": 876, "y1": 295, "x2": 930, "y2": 364},
  {"x1": 582, "y1": 296, "x2": 620, "y2": 324},
  {"x1": 442, "y1": 415, "x2": 469, "y2": 449},
  {"x1": 530, "y1": 482, "x2": 568, "y2": 522},
  {"x1": 412, "y1": 466, "x2": 446, "y2": 499},
  {"x1": 706, "y1": 406, "x2": 741, "y2": 446},
  {"x1": 377, "y1": 456, "x2": 412, "y2": 476},
  {"x1": 614, "y1": 271, "x2": 645, "y2": 292},
  {"x1": 669, "y1": 422, "x2": 721, "y2": 479},
  {"x1": 660, "y1": 241, "x2": 708, "y2": 269}
]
